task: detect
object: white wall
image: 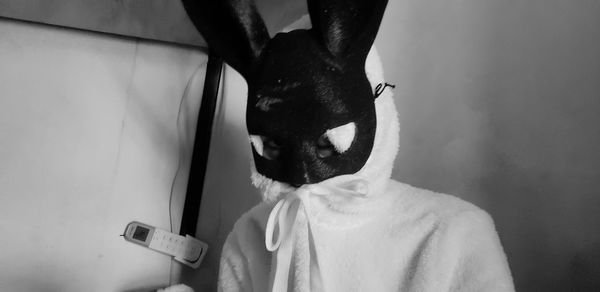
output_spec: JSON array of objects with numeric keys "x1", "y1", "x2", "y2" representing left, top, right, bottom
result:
[
  {"x1": 188, "y1": 1, "x2": 600, "y2": 291},
  {"x1": 0, "y1": 18, "x2": 207, "y2": 292}
]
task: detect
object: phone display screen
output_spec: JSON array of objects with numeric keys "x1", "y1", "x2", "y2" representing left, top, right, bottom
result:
[{"x1": 133, "y1": 226, "x2": 150, "y2": 241}]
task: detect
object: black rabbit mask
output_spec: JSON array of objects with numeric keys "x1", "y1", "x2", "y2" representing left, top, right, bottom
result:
[{"x1": 183, "y1": 0, "x2": 388, "y2": 186}]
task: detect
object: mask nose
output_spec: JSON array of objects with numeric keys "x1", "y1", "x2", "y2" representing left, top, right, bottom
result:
[
  {"x1": 286, "y1": 141, "x2": 316, "y2": 187},
  {"x1": 287, "y1": 158, "x2": 311, "y2": 187}
]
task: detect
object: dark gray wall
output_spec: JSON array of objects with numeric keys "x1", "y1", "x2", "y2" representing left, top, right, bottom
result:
[
  {"x1": 379, "y1": 1, "x2": 600, "y2": 291},
  {"x1": 0, "y1": 0, "x2": 205, "y2": 45}
]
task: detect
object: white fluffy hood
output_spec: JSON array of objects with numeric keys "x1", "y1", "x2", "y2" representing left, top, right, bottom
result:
[{"x1": 250, "y1": 16, "x2": 400, "y2": 202}]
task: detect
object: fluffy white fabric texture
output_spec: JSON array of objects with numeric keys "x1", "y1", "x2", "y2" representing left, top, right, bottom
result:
[
  {"x1": 217, "y1": 16, "x2": 515, "y2": 292},
  {"x1": 220, "y1": 182, "x2": 515, "y2": 292}
]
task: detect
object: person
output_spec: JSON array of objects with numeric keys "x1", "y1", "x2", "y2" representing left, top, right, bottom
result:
[{"x1": 180, "y1": 0, "x2": 515, "y2": 291}]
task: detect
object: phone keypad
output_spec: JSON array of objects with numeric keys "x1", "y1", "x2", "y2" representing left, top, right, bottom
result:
[{"x1": 149, "y1": 229, "x2": 203, "y2": 261}]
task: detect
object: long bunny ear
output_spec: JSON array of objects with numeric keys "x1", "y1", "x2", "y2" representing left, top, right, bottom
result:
[
  {"x1": 308, "y1": 0, "x2": 388, "y2": 60},
  {"x1": 182, "y1": 0, "x2": 270, "y2": 77}
]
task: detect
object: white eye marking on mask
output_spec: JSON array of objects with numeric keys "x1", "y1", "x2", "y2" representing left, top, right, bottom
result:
[
  {"x1": 325, "y1": 122, "x2": 356, "y2": 153},
  {"x1": 249, "y1": 135, "x2": 264, "y2": 156}
]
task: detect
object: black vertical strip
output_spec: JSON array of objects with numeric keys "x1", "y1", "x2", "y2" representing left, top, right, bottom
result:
[{"x1": 180, "y1": 51, "x2": 223, "y2": 237}]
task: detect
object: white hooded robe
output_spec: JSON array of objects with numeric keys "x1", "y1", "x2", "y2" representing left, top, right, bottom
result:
[{"x1": 217, "y1": 38, "x2": 515, "y2": 291}]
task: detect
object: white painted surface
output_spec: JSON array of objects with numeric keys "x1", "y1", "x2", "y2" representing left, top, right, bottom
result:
[{"x1": 0, "y1": 18, "x2": 207, "y2": 292}]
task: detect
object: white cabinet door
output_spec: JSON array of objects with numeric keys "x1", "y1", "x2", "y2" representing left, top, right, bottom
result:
[{"x1": 0, "y1": 18, "x2": 207, "y2": 292}]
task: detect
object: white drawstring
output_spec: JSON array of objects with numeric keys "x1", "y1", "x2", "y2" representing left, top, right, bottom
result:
[{"x1": 265, "y1": 175, "x2": 369, "y2": 292}]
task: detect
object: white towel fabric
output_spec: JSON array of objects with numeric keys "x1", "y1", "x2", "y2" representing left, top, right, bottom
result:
[{"x1": 217, "y1": 16, "x2": 514, "y2": 291}]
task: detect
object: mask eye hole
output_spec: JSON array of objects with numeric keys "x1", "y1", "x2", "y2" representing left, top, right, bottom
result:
[
  {"x1": 316, "y1": 135, "x2": 335, "y2": 158},
  {"x1": 262, "y1": 137, "x2": 282, "y2": 160},
  {"x1": 250, "y1": 135, "x2": 282, "y2": 160}
]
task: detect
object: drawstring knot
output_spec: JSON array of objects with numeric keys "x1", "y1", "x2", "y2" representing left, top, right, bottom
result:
[{"x1": 265, "y1": 175, "x2": 369, "y2": 291}]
